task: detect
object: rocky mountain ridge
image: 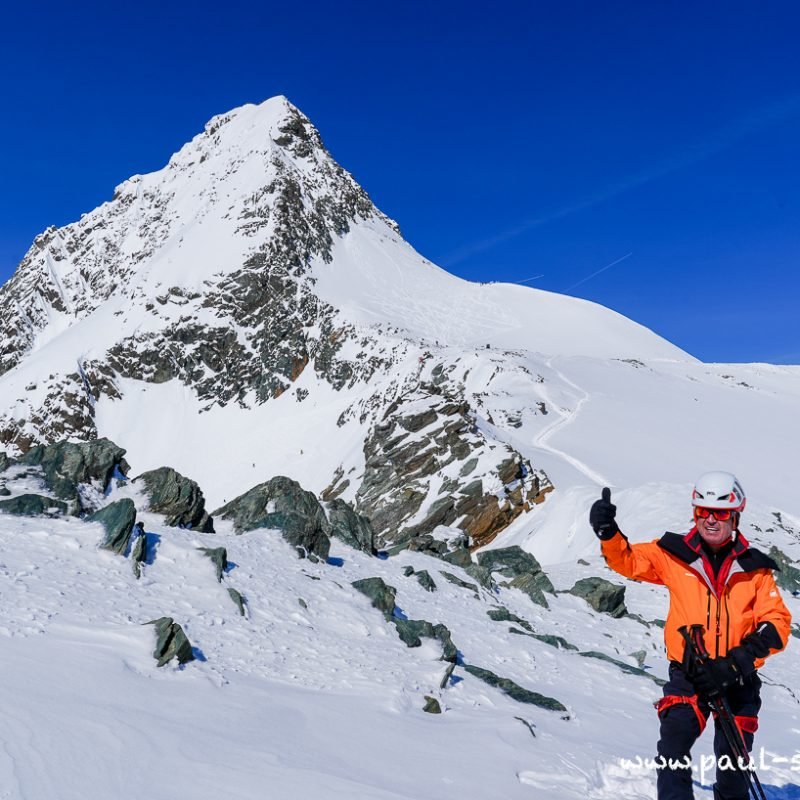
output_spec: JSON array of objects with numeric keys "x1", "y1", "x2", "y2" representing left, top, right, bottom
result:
[{"x1": 0, "y1": 96, "x2": 565, "y2": 550}]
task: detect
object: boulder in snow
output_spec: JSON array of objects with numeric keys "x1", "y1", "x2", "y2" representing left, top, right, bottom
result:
[
  {"x1": 89, "y1": 498, "x2": 137, "y2": 555},
  {"x1": 146, "y1": 617, "x2": 195, "y2": 667},
  {"x1": 213, "y1": 476, "x2": 330, "y2": 560},
  {"x1": 568, "y1": 577, "x2": 628, "y2": 618},
  {"x1": 0, "y1": 493, "x2": 68, "y2": 517},
  {"x1": 134, "y1": 467, "x2": 214, "y2": 532}
]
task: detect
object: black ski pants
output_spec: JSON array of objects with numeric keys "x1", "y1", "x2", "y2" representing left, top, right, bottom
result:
[{"x1": 656, "y1": 664, "x2": 761, "y2": 800}]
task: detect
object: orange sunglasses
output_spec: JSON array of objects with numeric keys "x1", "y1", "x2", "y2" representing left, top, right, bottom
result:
[{"x1": 694, "y1": 507, "x2": 734, "y2": 521}]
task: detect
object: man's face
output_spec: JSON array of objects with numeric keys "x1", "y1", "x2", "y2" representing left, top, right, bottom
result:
[{"x1": 695, "y1": 508, "x2": 735, "y2": 549}]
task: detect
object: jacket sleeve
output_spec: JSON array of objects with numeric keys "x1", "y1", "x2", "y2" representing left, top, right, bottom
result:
[
  {"x1": 751, "y1": 570, "x2": 792, "y2": 656},
  {"x1": 600, "y1": 531, "x2": 666, "y2": 585}
]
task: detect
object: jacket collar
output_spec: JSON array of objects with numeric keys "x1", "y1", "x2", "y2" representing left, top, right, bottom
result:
[{"x1": 658, "y1": 528, "x2": 778, "y2": 572}]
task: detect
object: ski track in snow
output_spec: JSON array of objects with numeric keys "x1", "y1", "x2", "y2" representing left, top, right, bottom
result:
[{"x1": 532, "y1": 357, "x2": 612, "y2": 488}]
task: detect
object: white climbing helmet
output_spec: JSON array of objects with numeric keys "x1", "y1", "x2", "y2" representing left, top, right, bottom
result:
[{"x1": 691, "y1": 471, "x2": 746, "y2": 512}]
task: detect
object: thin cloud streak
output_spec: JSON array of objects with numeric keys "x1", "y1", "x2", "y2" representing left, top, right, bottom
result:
[
  {"x1": 564, "y1": 252, "x2": 633, "y2": 292},
  {"x1": 440, "y1": 94, "x2": 800, "y2": 268}
]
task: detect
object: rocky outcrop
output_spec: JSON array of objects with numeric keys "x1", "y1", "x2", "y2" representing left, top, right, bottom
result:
[
  {"x1": 16, "y1": 438, "x2": 128, "y2": 513},
  {"x1": 326, "y1": 498, "x2": 375, "y2": 553},
  {"x1": 354, "y1": 386, "x2": 552, "y2": 552},
  {"x1": 568, "y1": 577, "x2": 627, "y2": 618},
  {"x1": 0, "y1": 493, "x2": 68, "y2": 517},
  {"x1": 198, "y1": 547, "x2": 228, "y2": 582},
  {"x1": 578, "y1": 651, "x2": 665, "y2": 685},
  {"x1": 423, "y1": 696, "x2": 441, "y2": 714},
  {"x1": 463, "y1": 664, "x2": 566, "y2": 711},
  {"x1": 476, "y1": 546, "x2": 554, "y2": 608},
  {"x1": 440, "y1": 571, "x2": 480, "y2": 598},
  {"x1": 351, "y1": 577, "x2": 396, "y2": 620},
  {"x1": 399, "y1": 528, "x2": 472, "y2": 567},
  {"x1": 394, "y1": 619, "x2": 458, "y2": 663},
  {"x1": 89, "y1": 499, "x2": 137, "y2": 555},
  {"x1": 146, "y1": 617, "x2": 195, "y2": 667},
  {"x1": 131, "y1": 523, "x2": 147, "y2": 579},
  {"x1": 227, "y1": 588, "x2": 246, "y2": 616},
  {"x1": 403, "y1": 567, "x2": 437, "y2": 592},
  {"x1": 510, "y1": 627, "x2": 579, "y2": 651},
  {"x1": 134, "y1": 467, "x2": 214, "y2": 532},
  {"x1": 0, "y1": 452, "x2": 8, "y2": 472},
  {"x1": 487, "y1": 606, "x2": 534, "y2": 633},
  {"x1": 768, "y1": 546, "x2": 800, "y2": 594},
  {"x1": 214, "y1": 476, "x2": 330, "y2": 560}
]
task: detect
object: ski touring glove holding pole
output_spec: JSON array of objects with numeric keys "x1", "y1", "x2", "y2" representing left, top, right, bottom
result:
[
  {"x1": 690, "y1": 655, "x2": 742, "y2": 698},
  {"x1": 590, "y1": 487, "x2": 619, "y2": 540}
]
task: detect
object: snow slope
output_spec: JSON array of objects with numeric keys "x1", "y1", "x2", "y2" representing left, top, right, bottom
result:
[{"x1": 2, "y1": 493, "x2": 799, "y2": 800}]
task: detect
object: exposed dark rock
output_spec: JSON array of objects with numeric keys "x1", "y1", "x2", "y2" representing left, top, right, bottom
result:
[
  {"x1": 464, "y1": 564, "x2": 495, "y2": 590},
  {"x1": 228, "y1": 588, "x2": 246, "y2": 616},
  {"x1": 578, "y1": 651, "x2": 665, "y2": 686},
  {"x1": 476, "y1": 546, "x2": 548, "y2": 582},
  {"x1": 440, "y1": 571, "x2": 479, "y2": 597},
  {"x1": 214, "y1": 476, "x2": 330, "y2": 560},
  {"x1": 135, "y1": 467, "x2": 214, "y2": 532},
  {"x1": 414, "y1": 570, "x2": 437, "y2": 592},
  {"x1": 0, "y1": 493, "x2": 68, "y2": 516},
  {"x1": 326, "y1": 498, "x2": 374, "y2": 553},
  {"x1": 18, "y1": 438, "x2": 128, "y2": 512},
  {"x1": 508, "y1": 627, "x2": 579, "y2": 651},
  {"x1": 568, "y1": 577, "x2": 627, "y2": 618},
  {"x1": 0, "y1": 452, "x2": 8, "y2": 472},
  {"x1": 355, "y1": 389, "x2": 552, "y2": 551},
  {"x1": 393, "y1": 619, "x2": 457, "y2": 662},
  {"x1": 441, "y1": 547, "x2": 474, "y2": 568},
  {"x1": 515, "y1": 717, "x2": 537, "y2": 738},
  {"x1": 504, "y1": 573, "x2": 553, "y2": 608},
  {"x1": 398, "y1": 530, "x2": 472, "y2": 568},
  {"x1": 0, "y1": 486, "x2": 10, "y2": 496},
  {"x1": 131, "y1": 522, "x2": 146, "y2": 579},
  {"x1": 89, "y1": 499, "x2": 137, "y2": 555},
  {"x1": 463, "y1": 664, "x2": 567, "y2": 711},
  {"x1": 146, "y1": 617, "x2": 195, "y2": 666},
  {"x1": 351, "y1": 577, "x2": 396, "y2": 620},
  {"x1": 198, "y1": 547, "x2": 228, "y2": 582},
  {"x1": 403, "y1": 565, "x2": 415, "y2": 577},
  {"x1": 423, "y1": 696, "x2": 441, "y2": 714},
  {"x1": 487, "y1": 607, "x2": 534, "y2": 633},
  {"x1": 477, "y1": 546, "x2": 554, "y2": 608},
  {"x1": 439, "y1": 662, "x2": 456, "y2": 689},
  {"x1": 768, "y1": 546, "x2": 800, "y2": 594}
]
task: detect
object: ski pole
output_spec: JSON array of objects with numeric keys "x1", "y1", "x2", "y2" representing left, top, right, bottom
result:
[{"x1": 678, "y1": 625, "x2": 767, "y2": 800}]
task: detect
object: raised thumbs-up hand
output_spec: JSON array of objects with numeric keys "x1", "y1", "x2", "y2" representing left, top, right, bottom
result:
[{"x1": 590, "y1": 487, "x2": 619, "y2": 540}]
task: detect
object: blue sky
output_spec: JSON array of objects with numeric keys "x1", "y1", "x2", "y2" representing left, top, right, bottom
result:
[{"x1": 1, "y1": 1, "x2": 798, "y2": 363}]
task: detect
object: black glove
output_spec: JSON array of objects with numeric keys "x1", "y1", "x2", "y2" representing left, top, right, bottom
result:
[
  {"x1": 691, "y1": 655, "x2": 743, "y2": 698},
  {"x1": 590, "y1": 487, "x2": 619, "y2": 540}
]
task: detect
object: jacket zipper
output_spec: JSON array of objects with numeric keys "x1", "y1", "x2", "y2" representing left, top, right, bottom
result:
[
  {"x1": 715, "y1": 593, "x2": 722, "y2": 657},
  {"x1": 724, "y1": 590, "x2": 730, "y2": 656}
]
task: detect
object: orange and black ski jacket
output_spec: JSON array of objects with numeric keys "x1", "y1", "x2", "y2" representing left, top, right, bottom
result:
[{"x1": 601, "y1": 528, "x2": 791, "y2": 668}]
